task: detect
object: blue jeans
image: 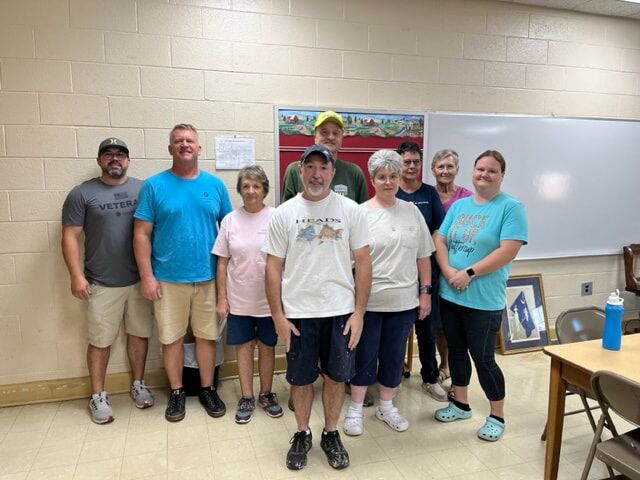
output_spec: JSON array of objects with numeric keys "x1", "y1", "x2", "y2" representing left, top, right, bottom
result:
[{"x1": 440, "y1": 298, "x2": 505, "y2": 401}]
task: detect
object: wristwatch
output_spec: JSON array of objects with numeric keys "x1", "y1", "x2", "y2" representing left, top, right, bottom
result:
[
  {"x1": 466, "y1": 267, "x2": 476, "y2": 278},
  {"x1": 419, "y1": 284, "x2": 433, "y2": 295}
]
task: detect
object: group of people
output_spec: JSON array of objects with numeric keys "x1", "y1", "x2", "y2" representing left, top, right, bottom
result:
[{"x1": 61, "y1": 110, "x2": 528, "y2": 472}]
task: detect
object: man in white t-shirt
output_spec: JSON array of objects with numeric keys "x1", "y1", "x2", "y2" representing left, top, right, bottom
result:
[{"x1": 264, "y1": 144, "x2": 371, "y2": 472}]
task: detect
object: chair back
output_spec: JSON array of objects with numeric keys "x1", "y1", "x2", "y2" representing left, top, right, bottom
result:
[
  {"x1": 591, "y1": 370, "x2": 640, "y2": 428},
  {"x1": 555, "y1": 307, "x2": 605, "y2": 344},
  {"x1": 623, "y1": 244, "x2": 640, "y2": 295}
]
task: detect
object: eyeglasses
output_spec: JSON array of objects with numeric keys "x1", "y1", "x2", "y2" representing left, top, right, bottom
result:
[
  {"x1": 403, "y1": 160, "x2": 421, "y2": 167},
  {"x1": 101, "y1": 152, "x2": 128, "y2": 160}
]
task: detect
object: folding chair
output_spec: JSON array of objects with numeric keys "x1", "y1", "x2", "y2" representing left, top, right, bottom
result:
[
  {"x1": 580, "y1": 370, "x2": 640, "y2": 480},
  {"x1": 540, "y1": 307, "x2": 604, "y2": 441}
]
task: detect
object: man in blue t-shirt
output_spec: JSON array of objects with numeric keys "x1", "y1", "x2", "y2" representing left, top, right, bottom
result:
[{"x1": 134, "y1": 124, "x2": 232, "y2": 423}]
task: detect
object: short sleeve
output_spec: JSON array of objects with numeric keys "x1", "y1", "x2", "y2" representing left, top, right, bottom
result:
[
  {"x1": 431, "y1": 190, "x2": 445, "y2": 232},
  {"x1": 437, "y1": 201, "x2": 458, "y2": 239},
  {"x1": 347, "y1": 204, "x2": 370, "y2": 250},
  {"x1": 61, "y1": 186, "x2": 85, "y2": 226},
  {"x1": 281, "y1": 162, "x2": 301, "y2": 202},
  {"x1": 354, "y1": 169, "x2": 369, "y2": 204},
  {"x1": 415, "y1": 205, "x2": 435, "y2": 258},
  {"x1": 212, "y1": 215, "x2": 230, "y2": 256},
  {"x1": 216, "y1": 181, "x2": 232, "y2": 222},
  {"x1": 500, "y1": 200, "x2": 528, "y2": 245},
  {"x1": 133, "y1": 181, "x2": 155, "y2": 222},
  {"x1": 262, "y1": 210, "x2": 289, "y2": 258}
]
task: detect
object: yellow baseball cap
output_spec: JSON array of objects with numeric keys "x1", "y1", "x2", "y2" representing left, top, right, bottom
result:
[{"x1": 314, "y1": 110, "x2": 344, "y2": 129}]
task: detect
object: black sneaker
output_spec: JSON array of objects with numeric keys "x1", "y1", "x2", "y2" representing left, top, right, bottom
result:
[
  {"x1": 320, "y1": 430, "x2": 350, "y2": 469},
  {"x1": 286, "y1": 430, "x2": 312, "y2": 470},
  {"x1": 199, "y1": 387, "x2": 226, "y2": 418},
  {"x1": 165, "y1": 389, "x2": 186, "y2": 422}
]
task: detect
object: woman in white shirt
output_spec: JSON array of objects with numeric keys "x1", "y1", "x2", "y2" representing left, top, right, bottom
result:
[{"x1": 343, "y1": 150, "x2": 435, "y2": 436}]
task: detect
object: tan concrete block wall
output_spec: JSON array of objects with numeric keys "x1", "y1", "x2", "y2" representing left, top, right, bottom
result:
[{"x1": 0, "y1": 0, "x2": 639, "y2": 389}]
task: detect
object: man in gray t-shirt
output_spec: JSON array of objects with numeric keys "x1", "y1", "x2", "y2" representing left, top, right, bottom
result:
[{"x1": 61, "y1": 137, "x2": 154, "y2": 425}]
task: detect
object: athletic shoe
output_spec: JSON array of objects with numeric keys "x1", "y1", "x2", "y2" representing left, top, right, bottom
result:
[
  {"x1": 286, "y1": 430, "x2": 312, "y2": 470},
  {"x1": 343, "y1": 408, "x2": 364, "y2": 436},
  {"x1": 165, "y1": 389, "x2": 186, "y2": 422},
  {"x1": 320, "y1": 430, "x2": 350, "y2": 469},
  {"x1": 235, "y1": 396, "x2": 255, "y2": 424},
  {"x1": 375, "y1": 406, "x2": 409, "y2": 432},
  {"x1": 258, "y1": 392, "x2": 283, "y2": 418},
  {"x1": 422, "y1": 382, "x2": 448, "y2": 402},
  {"x1": 89, "y1": 392, "x2": 114, "y2": 424},
  {"x1": 199, "y1": 387, "x2": 226, "y2": 418},
  {"x1": 130, "y1": 381, "x2": 155, "y2": 409}
]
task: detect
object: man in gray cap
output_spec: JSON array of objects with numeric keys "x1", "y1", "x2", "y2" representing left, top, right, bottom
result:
[
  {"x1": 62, "y1": 137, "x2": 154, "y2": 424},
  {"x1": 264, "y1": 144, "x2": 371, "y2": 471}
]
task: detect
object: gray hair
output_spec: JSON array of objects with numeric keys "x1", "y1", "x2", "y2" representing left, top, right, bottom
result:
[
  {"x1": 431, "y1": 149, "x2": 459, "y2": 169},
  {"x1": 368, "y1": 149, "x2": 402, "y2": 178},
  {"x1": 236, "y1": 164, "x2": 269, "y2": 197}
]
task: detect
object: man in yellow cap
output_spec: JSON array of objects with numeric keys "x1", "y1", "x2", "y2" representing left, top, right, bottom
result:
[{"x1": 281, "y1": 110, "x2": 368, "y2": 204}]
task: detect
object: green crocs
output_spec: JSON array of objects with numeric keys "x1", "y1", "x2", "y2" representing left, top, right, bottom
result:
[
  {"x1": 477, "y1": 416, "x2": 505, "y2": 442},
  {"x1": 434, "y1": 402, "x2": 473, "y2": 423}
]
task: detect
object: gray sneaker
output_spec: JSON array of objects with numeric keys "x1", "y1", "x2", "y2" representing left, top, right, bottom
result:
[
  {"x1": 258, "y1": 392, "x2": 283, "y2": 418},
  {"x1": 89, "y1": 392, "x2": 114, "y2": 424},
  {"x1": 130, "y1": 380, "x2": 154, "y2": 409},
  {"x1": 235, "y1": 396, "x2": 255, "y2": 424},
  {"x1": 422, "y1": 382, "x2": 449, "y2": 402}
]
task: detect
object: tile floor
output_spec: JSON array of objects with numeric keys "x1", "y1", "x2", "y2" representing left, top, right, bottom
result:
[{"x1": 0, "y1": 351, "x2": 622, "y2": 479}]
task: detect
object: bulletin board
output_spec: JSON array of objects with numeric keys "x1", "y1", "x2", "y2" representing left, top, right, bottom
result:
[{"x1": 275, "y1": 107, "x2": 426, "y2": 203}]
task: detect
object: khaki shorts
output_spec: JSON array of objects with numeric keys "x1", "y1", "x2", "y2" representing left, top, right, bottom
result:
[
  {"x1": 154, "y1": 280, "x2": 220, "y2": 344},
  {"x1": 87, "y1": 282, "x2": 153, "y2": 348}
]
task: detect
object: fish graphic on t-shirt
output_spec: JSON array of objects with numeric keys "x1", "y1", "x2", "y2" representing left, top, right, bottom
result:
[{"x1": 317, "y1": 224, "x2": 343, "y2": 243}]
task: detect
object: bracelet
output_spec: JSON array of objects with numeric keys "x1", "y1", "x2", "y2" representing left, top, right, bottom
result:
[{"x1": 419, "y1": 284, "x2": 433, "y2": 295}]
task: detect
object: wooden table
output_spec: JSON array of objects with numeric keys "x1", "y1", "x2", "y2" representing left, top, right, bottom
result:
[{"x1": 543, "y1": 333, "x2": 640, "y2": 479}]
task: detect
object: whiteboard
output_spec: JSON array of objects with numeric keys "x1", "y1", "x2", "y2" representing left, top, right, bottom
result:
[{"x1": 425, "y1": 113, "x2": 640, "y2": 260}]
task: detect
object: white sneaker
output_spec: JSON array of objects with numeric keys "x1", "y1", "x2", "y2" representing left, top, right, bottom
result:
[
  {"x1": 343, "y1": 408, "x2": 364, "y2": 436},
  {"x1": 422, "y1": 382, "x2": 448, "y2": 402},
  {"x1": 375, "y1": 406, "x2": 409, "y2": 432},
  {"x1": 89, "y1": 392, "x2": 114, "y2": 424},
  {"x1": 130, "y1": 381, "x2": 155, "y2": 409}
]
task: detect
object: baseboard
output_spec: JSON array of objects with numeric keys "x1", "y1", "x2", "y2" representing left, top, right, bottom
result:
[{"x1": 0, "y1": 356, "x2": 290, "y2": 407}]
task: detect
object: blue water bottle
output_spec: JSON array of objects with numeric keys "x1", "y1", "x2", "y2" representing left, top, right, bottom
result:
[{"x1": 602, "y1": 289, "x2": 624, "y2": 351}]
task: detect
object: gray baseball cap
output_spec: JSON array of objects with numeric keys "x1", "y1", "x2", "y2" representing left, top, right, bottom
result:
[
  {"x1": 300, "y1": 144, "x2": 335, "y2": 165},
  {"x1": 98, "y1": 137, "x2": 129, "y2": 156}
]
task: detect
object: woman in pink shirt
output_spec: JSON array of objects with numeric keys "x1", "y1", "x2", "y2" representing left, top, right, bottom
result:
[
  {"x1": 213, "y1": 165, "x2": 282, "y2": 424},
  {"x1": 430, "y1": 149, "x2": 472, "y2": 389},
  {"x1": 432, "y1": 149, "x2": 472, "y2": 213}
]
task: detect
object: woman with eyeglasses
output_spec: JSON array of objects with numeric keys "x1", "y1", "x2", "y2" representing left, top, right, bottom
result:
[{"x1": 395, "y1": 141, "x2": 448, "y2": 403}]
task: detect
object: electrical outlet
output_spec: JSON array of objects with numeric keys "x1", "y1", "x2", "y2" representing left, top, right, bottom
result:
[{"x1": 581, "y1": 282, "x2": 593, "y2": 296}]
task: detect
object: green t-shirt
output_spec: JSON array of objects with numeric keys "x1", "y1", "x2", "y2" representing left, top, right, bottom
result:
[{"x1": 281, "y1": 158, "x2": 369, "y2": 204}]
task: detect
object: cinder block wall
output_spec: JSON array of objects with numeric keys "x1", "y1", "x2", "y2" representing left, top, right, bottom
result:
[{"x1": 1, "y1": 0, "x2": 639, "y2": 389}]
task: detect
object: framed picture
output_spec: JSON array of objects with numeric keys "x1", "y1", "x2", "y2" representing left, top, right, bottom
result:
[
  {"x1": 275, "y1": 106, "x2": 426, "y2": 203},
  {"x1": 499, "y1": 274, "x2": 550, "y2": 354}
]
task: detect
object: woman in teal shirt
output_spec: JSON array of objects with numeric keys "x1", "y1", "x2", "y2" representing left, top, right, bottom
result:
[{"x1": 432, "y1": 150, "x2": 528, "y2": 442}]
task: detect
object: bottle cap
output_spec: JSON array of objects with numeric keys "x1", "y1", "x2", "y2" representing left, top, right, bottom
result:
[{"x1": 607, "y1": 289, "x2": 624, "y2": 306}]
